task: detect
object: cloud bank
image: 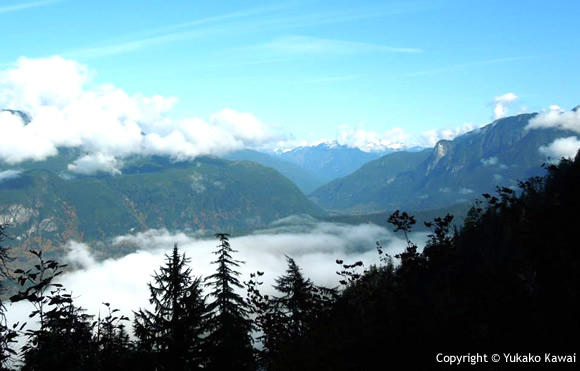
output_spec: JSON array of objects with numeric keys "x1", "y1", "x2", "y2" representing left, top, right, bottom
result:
[
  {"x1": 527, "y1": 107, "x2": 580, "y2": 133},
  {"x1": 0, "y1": 57, "x2": 278, "y2": 174},
  {"x1": 526, "y1": 107, "x2": 580, "y2": 160}
]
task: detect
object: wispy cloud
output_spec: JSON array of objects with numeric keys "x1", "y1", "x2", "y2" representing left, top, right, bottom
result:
[
  {"x1": 258, "y1": 3, "x2": 437, "y2": 30},
  {"x1": 66, "y1": 29, "x2": 211, "y2": 59},
  {"x1": 64, "y1": 5, "x2": 283, "y2": 59},
  {"x1": 64, "y1": 3, "x2": 430, "y2": 59},
  {"x1": 290, "y1": 74, "x2": 361, "y2": 85},
  {"x1": 391, "y1": 56, "x2": 533, "y2": 78},
  {"x1": 205, "y1": 57, "x2": 295, "y2": 69},
  {"x1": 254, "y1": 35, "x2": 422, "y2": 55},
  {"x1": 0, "y1": 0, "x2": 63, "y2": 14},
  {"x1": 108, "y1": 4, "x2": 289, "y2": 43}
]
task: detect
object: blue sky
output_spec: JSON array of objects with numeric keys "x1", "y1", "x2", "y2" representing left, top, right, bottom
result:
[{"x1": 1, "y1": 0, "x2": 579, "y2": 149}]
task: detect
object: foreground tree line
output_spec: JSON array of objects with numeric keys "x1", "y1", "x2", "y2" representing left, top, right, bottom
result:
[{"x1": 1, "y1": 151, "x2": 579, "y2": 370}]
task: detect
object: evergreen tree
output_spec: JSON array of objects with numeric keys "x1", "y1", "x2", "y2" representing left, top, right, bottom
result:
[
  {"x1": 134, "y1": 243, "x2": 207, "y2": 370},
  {"x1": 204, "y1": 233, "x2": 254, "y2": 371}
]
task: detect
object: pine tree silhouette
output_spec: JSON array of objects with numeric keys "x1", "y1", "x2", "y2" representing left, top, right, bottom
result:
[
  {"x1": 204, "y1": 233, "x2": 254, "y2": 371},
  {"x1": 134, "y1": 243, "x2": 207, "y2": 370}
]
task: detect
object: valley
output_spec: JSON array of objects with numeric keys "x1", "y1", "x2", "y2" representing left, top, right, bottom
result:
[{"x1": 1, "y1": 108, "x2": 576, "y2": 265}]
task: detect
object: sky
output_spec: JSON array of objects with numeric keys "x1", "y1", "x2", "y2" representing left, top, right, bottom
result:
[
  {"x1": 2, "y1": 0, "x2": 579, "y2": 352},
  {"x1": 1, "y1": 0, "x2": 579, "y2": 171}
]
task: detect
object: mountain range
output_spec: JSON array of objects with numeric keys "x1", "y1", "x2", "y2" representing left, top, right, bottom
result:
[
  {"x1": 225, "y1": 141, "x2": 425, "y2": 193},
  {"x1": 0, "y1": 155, "x2": 323, "y2": 255},
  {"x1": 311, "y1": 112, "x2": 576, "y2": 213},
  {"x1": 273, "y1": 141, "x2": 422, "y2": 182},
  {"x1": 223, "y1": 149, "x2": 326, "y2": 194},
  {"x1": 1, "y1": 108, "x2": 577, "y2": 257}
]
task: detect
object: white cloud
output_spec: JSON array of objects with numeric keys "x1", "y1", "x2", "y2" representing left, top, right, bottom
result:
[
  {"x1": 67, "y1": 152, "x2": 122, "y2": 175},
  {"x1": 0, "y1": 57, "x2": 278, "y2": 173},
  {"x1": 0, "y1": 56, "x2": 89, "y2": 111},
  {"x1": 419, "y1": 123, "x2": 476, "y2": 147},
  {"x1": 0, "y1": 169, "x2": 22, "y2": 183},
  {"x1": 526, "y1": 108, "x2": 580, "y2": 133},
  {"x1": 210, "y1": 108, "x2": 271, "y2": 145},
  {"x1": 539, "y1": 136, "x2": 580, "y2": 160},
  {"x1": 0, "y1": 109, "x2": 59, "y2": 162},
  {"x1": 492, "y1": 92, "x2": 518, "y2": 119}
]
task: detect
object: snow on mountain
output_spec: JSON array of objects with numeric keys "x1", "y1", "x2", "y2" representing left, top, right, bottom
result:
[{"x1": 272, "y1": 139, "x2": 423, "y2": 155}]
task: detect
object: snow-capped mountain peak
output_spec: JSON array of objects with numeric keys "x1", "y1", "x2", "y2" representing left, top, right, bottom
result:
[{"x1": 272, "y1": 139, "x2": 420, "y2": 154}]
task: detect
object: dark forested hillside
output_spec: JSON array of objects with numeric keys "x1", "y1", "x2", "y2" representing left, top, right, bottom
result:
[{"x1": 299, "y1": 150, "x2": 580, "y2": 369}]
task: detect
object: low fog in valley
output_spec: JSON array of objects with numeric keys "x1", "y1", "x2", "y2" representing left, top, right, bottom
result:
[{"x1": 6, "y1": 216, "x2": 425, "y2": 339}]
